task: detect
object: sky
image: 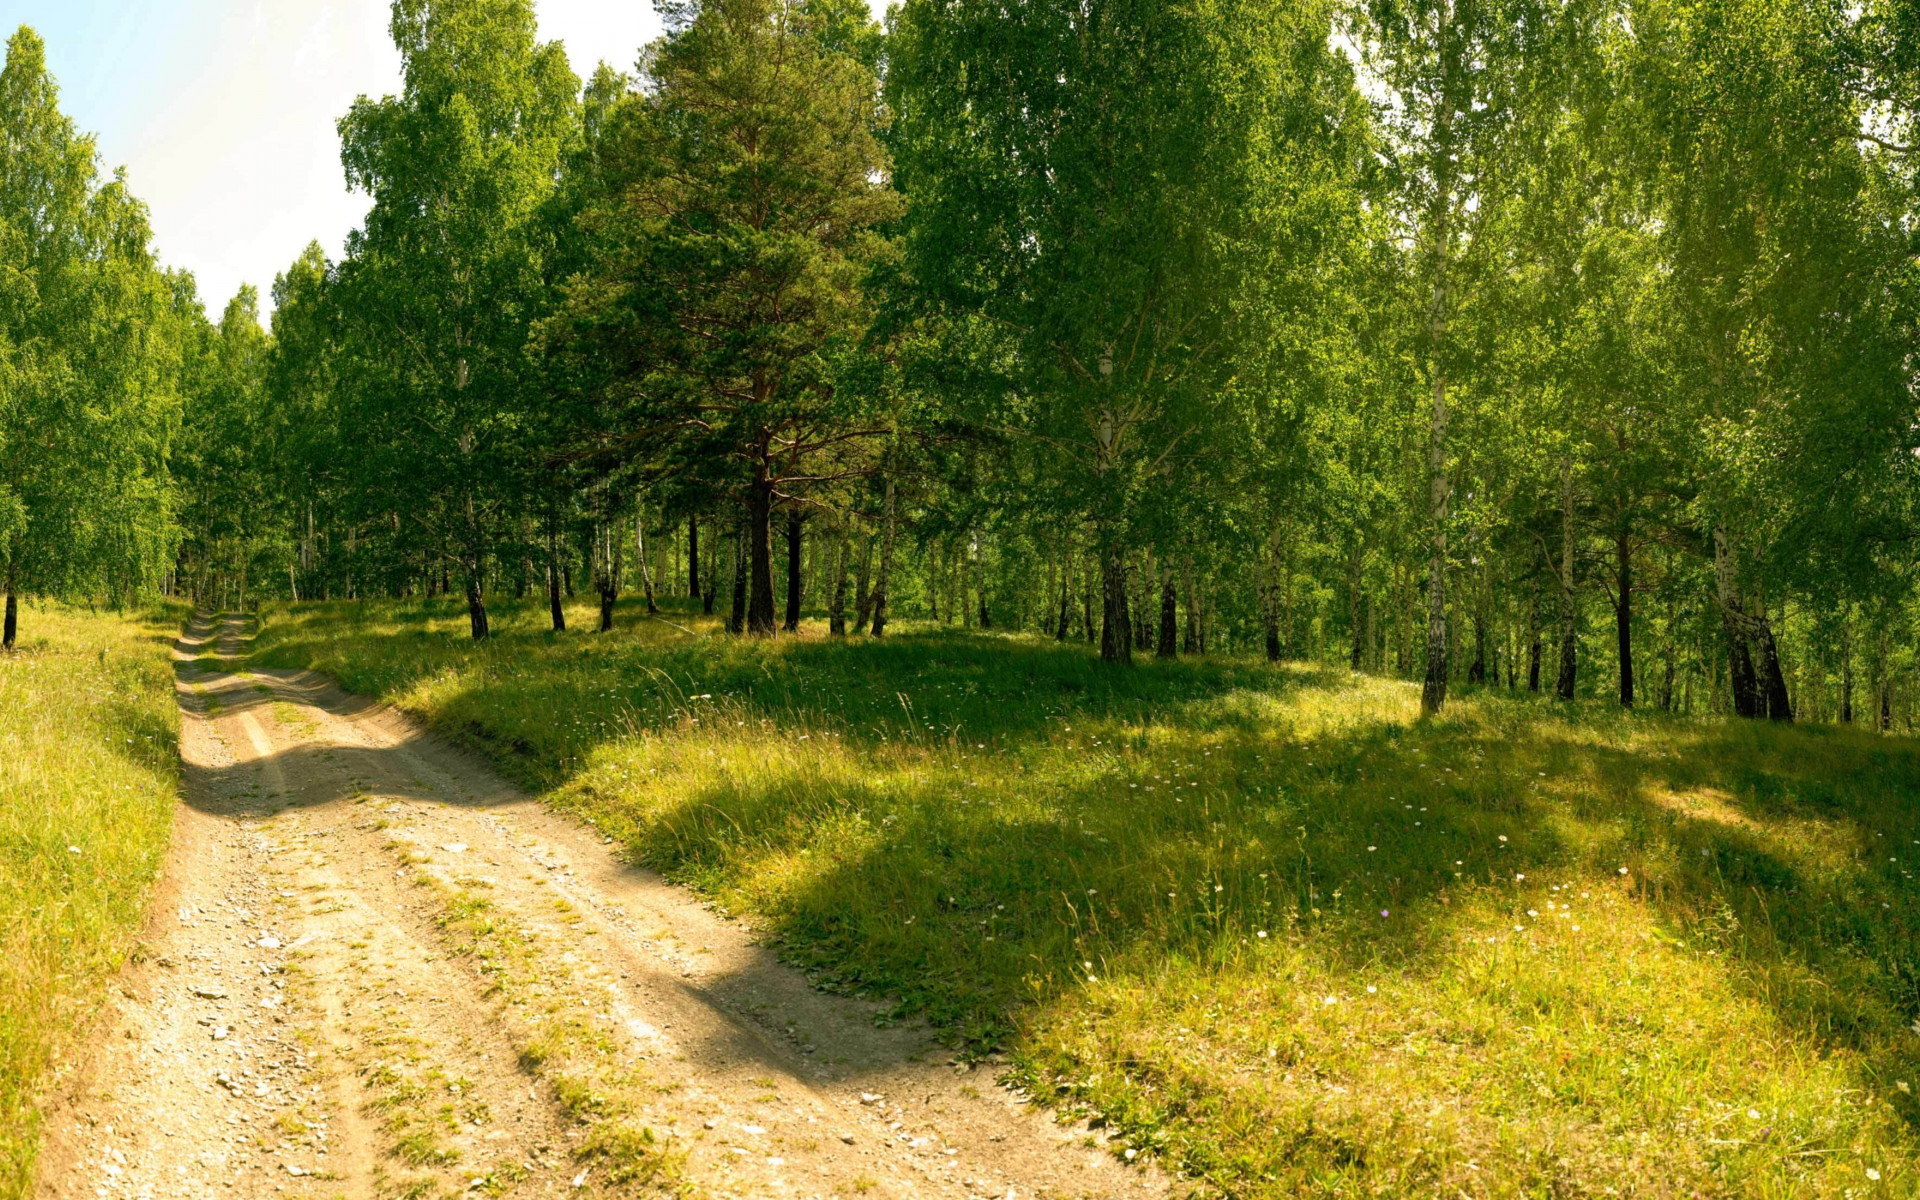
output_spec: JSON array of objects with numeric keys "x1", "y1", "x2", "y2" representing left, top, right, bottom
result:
[{"x1": 10, "y1": 1, "x2": 667, "y2": 325}]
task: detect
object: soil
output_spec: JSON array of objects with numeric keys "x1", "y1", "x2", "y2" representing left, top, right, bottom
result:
[{"x1": 29, "y1": 615, "x2": 1174, "y2": 1200}]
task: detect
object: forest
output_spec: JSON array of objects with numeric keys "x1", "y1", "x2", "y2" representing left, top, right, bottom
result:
[
  {"x1": 15, "y1": 1, "x2": 1920, "y2": 1195},
  {"x1": 7, "y1": 0, "x2": 1920, "y2": 723}
]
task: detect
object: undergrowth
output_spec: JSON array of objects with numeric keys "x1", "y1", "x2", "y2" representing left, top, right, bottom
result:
[{"x1": 253, "y1": 595, "x2": 1920, "y2": 1197}]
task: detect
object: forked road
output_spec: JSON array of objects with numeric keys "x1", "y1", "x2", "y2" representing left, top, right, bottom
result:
[{"x1": 33, "y1": 615, "x2": 1168, "y2": 1200}]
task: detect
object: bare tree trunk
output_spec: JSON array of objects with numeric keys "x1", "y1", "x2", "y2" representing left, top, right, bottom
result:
[
  {"x1": 1182, "y1": 556, "x2": 1198, "y2": 654},
  {"x1": 870, "y1": 477, "x2": 896, "y2": 637},
  {"x1": 1262, "y1": 543, "x2": 1282, "y2": 663},
  {"x1": 1348, "y1": 539, "x2": 1364, "y2": 669},
  {"x1": 465, "y1": 556, "x2": 489, "y2": 641},
  {"x1": 1083, "y1": 554, "x2": 1096, "y2": 644},
  {"x1": 1615, "y1": 533, "x2": 1633, "y2": 707},
  {"x1": 1755, "y1": 607, "x2": 1793, "y2": 722},
  {"x1": 1099, "y1": 537, "x2": 1132, "y2": 665},
  {"x1": 747, "y1": 473, "x2": 776, "y2": 635},
  {"x1": 1713, "y1": 524, "x2": 1762, "y2": 718},
  {"x1": 1556, "y1": 460, "x2": 1577, "y2": 701},
  {"x1": 547, "y1": 520, "x2": 566, "y2": 632},
  {"x1": 637, "y1": 517, "x2": 659, "y2": 614},
  {"x1": 728, "y1": 515, "x2": 747, "y2": 634},
  {"x1": 688, "y1": 515, "x2": 700, "y2": 599},
  {"x1": 854, "y1": 528, "x2": 874, "y2": 633},
  {"x1": 1156, "y1": 567, "x2": 1178, "y2": 659},
  {"x1": 1056, "y1": 549, "x2": 1073, "y2": 641},
  {"x1": 976, "y1": 533, "x2": 991, "y2": 629},
  {"x1": 829, "y1": 520, "x2": 850, "y2": 636},
  {"x1": 3, "y1": 562, "x2": 16, "y2": 650},
  {"x1": 784, "y1": 513, "x2": 803, "y2": 633},
  {"x1": 1835, "y1": 599, "x2": 1850, "y2": 721},
  {"x1": 1421, "y1": 270, "x2": 1452, "y2": 712}
]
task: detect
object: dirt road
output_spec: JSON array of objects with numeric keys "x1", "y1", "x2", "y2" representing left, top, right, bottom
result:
[{"x1": 31, "y1": 615, "x2": 1170, "y2": 1200}]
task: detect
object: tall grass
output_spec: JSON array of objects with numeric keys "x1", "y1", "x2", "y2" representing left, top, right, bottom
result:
[
  {"x1": 0, "y1": 602, "x2": 182, "y2": 1198},
  {"x1": 255, "y1": 595, "x2": 1920, "y2": 1196}
]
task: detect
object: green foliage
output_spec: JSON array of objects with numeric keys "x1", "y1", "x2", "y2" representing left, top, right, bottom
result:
[{"x1": 0, "y1": 28, "x2": 186, "y2": 631}]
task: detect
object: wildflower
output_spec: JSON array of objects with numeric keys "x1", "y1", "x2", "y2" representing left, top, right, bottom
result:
[
  {"x1": 1868, "y1": 1168, "x2": 1882, "y2": 1181},
  {"x1": 1527, "y1": 910, "x2": 1538, "y2": 918},
  {"x1": 1515, "y1": 874, "x2": 1525, "y2": 881},
  {"x1": 1257, "y1": 930, "x2": 1268, "y2": 939},
  {"x1": 1367, "y1": 846, "x2": 1377, "y2": 852},
  {"x1": 1618, "y1": 867, "x2": 1630, "y2": 875},
  {"x1": 1498, "y1": 835, "x2": 1507, "y2": 842},
  {"x1": 1380, "y1": 910, "x2": 1389, "y2": 918},
  {"x1": 1747, "y1": 1110, "x2": 1760, "y2": 1120}
]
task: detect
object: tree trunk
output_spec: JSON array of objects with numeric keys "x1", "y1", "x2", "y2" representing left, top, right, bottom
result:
[
  {"x1": 547, "y1": 524, "x2": 565, "y2": 633},
  {"x1": 854, "y1": 529, "x2": 874, "y2": 633},
  {"x1": 637, "y1": 518, "x2": 659, "y2": 614},
  {"x1": 1615, "y1": 533, "x2": 1633, "y2": 708},
  {"x1": 784, "y1": 514, "x2": 803, "y2": 633},
  {"x1": 1128, "y1": 556, "x2": 1144, "y2": 648},
  {"x1": 1182, "y1": 557, "x2": 1198, "y2": 654},
  {"x1": 1713, "y1": 524, "x2": 1762, "y2": 718},
  {"x1": 688, "y1": 516, "x2": 700, "y2": 599},
  {"x1": 747, "y1": 474, "x2": 776, "y2": 635},
  {"x1": 829, "y1": 521, "x2": 850, "y2": 636},
  {"x1": 976, "y1": 535, "x2": 990, "y2": 629},
  {"x1": 3, "y1": 583, "x2": 15, "y2": 651},
  {"x1": 1835, "y1": 606, "x2": 1850, "y2": 721},
  {"x1": 1056, "y1": 550, "x2": 1073, "y2": 641},
  {"x1": 1099, "y1": 538, "x2": 1132, "y2": 665},
  {"x1": 728, "y1": 516, "x2": 747, "y2": 634},
  {"x1": 871, "y1": 477, "x2": 896, "y2": 637},
  {"x1": 1468, "y1": 560, "x2": 1487, "y2": 684},
  {"x1": 465, "y1": 557, "x2": 489, "y2": 641},
  {"x1": 1083, "y1": 555, "x2": 1096, "y2": 644},
  {"x1": 1555, "y1": 459, "x2": 1577, "y2": 701},
  {"x1": 1348, "y1": 540, "x2": 1364, "y2": 670},
  {"x1": 1156, "y1": 572, "x2": 1178, "y2": 659},
  {"x1": 1755, "y1": 611, "x2": 1793, "y2": 722}
]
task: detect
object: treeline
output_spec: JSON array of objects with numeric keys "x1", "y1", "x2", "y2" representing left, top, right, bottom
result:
[{"x1": 11, "y1": 0, "x2": 1920, "y2": 726}]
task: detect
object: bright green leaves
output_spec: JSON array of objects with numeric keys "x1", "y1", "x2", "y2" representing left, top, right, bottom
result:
[{"x1": 0, "y1": 26, "x2": 184, "y2": 623}]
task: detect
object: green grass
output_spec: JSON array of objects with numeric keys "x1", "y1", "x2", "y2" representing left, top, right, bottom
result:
[
  {"x1": 253, "y1": 595, "x2": 1920, "y2": 1197},
  {"x1": 0, "y1": 602, "x2": 182, "y2": 1199}
]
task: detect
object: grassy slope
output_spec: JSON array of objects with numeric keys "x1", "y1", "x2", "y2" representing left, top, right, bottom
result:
[
  {"x1": 254, "y1": 596, "x2": 1920, "y2": 1197},
  {"x1": 0, "y1": 604, "x2": 182, "y2": 1198}
]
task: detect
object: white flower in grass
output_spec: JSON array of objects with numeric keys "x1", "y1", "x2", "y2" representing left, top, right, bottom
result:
[
  {"x1": 1868, "y1": 1167, "x2": 1882, "y2": 1181},
  {"x1": 1256, "y1": 931, "x2": 1267, "y2": 939}
]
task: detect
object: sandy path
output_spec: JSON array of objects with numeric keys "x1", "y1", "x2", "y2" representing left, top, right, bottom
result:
[{"x1": 30, "y1": 615, "x2": 1171, "y2": 1200}]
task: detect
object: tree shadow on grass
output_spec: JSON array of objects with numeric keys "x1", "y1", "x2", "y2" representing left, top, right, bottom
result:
[
  {"x1": 251, "y1": 599, "x2": 1920, "y2": 1135},
  {"x1": 599, "y1": 676, "x2": 1920, "y2": 1133}
]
